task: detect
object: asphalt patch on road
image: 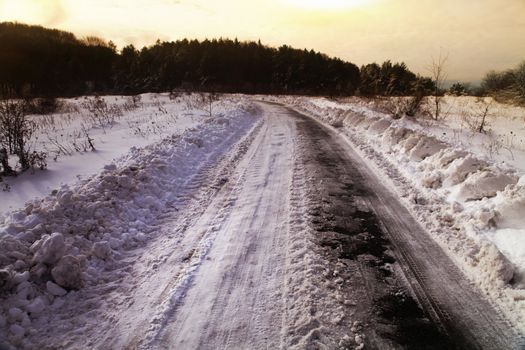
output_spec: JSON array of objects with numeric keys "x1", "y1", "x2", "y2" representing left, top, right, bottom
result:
[{"x1": 293, "y1": 112, "x2": 463, "y2": 350}]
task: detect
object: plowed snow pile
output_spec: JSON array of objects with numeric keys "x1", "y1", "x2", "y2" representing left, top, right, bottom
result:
[
  {"x1": 0, "y1": 94, "x2": 260, "y2": 349},
  {"x1": 269, "y1": 95, "x2": 525, "y2": 334}
]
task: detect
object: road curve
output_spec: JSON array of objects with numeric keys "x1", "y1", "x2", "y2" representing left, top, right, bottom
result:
[
  {"x1": 63, "y1": 101, "x2": 520, "y2": 349},
  {"x1": 283, "y1": 102, "x2": 521, "y2": 350}
]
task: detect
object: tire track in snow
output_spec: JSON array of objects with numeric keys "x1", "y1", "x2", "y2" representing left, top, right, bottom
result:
[
  {"x1": 148, "y1": 104, "x2": 296, "y2": 349},
  {"x1": 140, "y1": 121, "x2": 269, "y2": 348},
  {"x1": 287, "y1": 103, "x2": 521, "y2": 350},
  {"x1": 84, "y1": 119, "x2": 265, "y2": 350}
]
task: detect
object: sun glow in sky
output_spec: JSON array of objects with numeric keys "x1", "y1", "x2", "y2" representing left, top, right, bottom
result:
[
  {"x1": 0, "y1": 0, "x2": 524, "y2": 82},
  {"x1": 285, "y1": 0, "x2": 370, "y2": 10}
]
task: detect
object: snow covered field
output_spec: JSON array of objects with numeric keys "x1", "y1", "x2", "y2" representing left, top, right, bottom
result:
[
  {"x1": 266, "y1": 94, "x2": 525, "y2": 335},
  {"x1": 1, "y1": 93, "x2": 253, "y2": 214},
  {"x1": 0, "y1": 93, "x2": 261, "y2": 348}
]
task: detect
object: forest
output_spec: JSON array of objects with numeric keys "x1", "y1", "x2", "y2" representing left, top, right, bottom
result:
[
  {"x1": 2, "y1": 22, "x2": 524, "y2": 103},
  {"x1": 0, "y1": 22, "x2": 434, "y2": 98},
  {"x1": 0, "y1": 22, "x2": 360, "y2": 97}
]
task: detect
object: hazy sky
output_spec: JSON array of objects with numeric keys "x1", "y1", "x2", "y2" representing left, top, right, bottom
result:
[{"x1": 0, "y1": 0, "x2": 524, "y2": 82}]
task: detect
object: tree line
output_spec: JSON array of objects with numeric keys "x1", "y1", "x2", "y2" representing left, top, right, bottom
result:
[
  {"x1": 0, "y1": 22, "x2": 364, "y2": 97},
  {"x1": 479, "y1": 61, "x2": 525, "y2": 104},
  {"x1": 2, "y1": 22, "x2": 523, "y2": 104},
  {"x1": 1, "y1": 22, "x2": 440, "y2": 99}
]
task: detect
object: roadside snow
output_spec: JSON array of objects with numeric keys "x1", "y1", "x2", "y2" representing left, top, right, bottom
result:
[
  {"x1": 0, "y1": 94, "x2": 260, "y2": 349},
  {"x1": 0, "y1": 93, "x2": 238, "y2": 214},
  {"x1": 267, "y1": 95, "x2": 525, "y2": 334}
]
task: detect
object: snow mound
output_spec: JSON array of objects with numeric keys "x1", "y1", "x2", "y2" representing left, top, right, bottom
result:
[
  {"x1": 368, "y1": 119, "x2": 392, "y2": 134},
  {"x1": 32, "y1": 232, "x2": 66, "y2": 265},
  {"x1": 407, "y1": 135, "x2": 447, "y2": 161},
  {"x1": 92, "y1": 241, "x2": 113, "y2": 261},
  {"x1": 343, "y1": 111, "x2": 366, "y2": 127},
  {"x1": 51, "y1": 255, "x2": 83, "y2": 290},
  {"x1": 456, "y1": 171, "x2": 518, "y2": 202},
  {"x1": 423, "y1": 149, "x2": 469, "y2": 170},
  {"x1": 472, "y1": 243, "x2": 515, "y2": 287},
  {"x1": 382, "y1": 127, "x2": 414, "y2": 147},
  {"x1": 494, "y1": 179, "x2": 525, "y2": 229},
  {"x1": 443, "y1": 155, "x2": 487, "y2": 187}
]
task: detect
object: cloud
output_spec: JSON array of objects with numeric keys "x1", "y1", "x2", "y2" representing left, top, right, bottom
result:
[
  {"x1": 42, "y1": 0, "x2": 66, "y2": 26},
  {"x1": 0, "y1": 0, "x2": 66, "y2": 26}
]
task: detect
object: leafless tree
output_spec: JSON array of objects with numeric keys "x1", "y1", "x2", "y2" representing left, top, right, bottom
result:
[
  {"x1": 203, "y1": 92, "x2": 220, "y2": 118},
  {"x1": 427, "y1": 51, "x2": 449, "y2": 120},
  {"x1": 0, "y1": 98, "x2": 36, "y2": 171},
  {"x1": 477, "y1": 102, "x2": 491, "y2": 134},
  {"x1": 462, "y1": 99, "x2": 492, "y2": 134},
  {"x1": 186, "y1": 92, "x2": 221, "y2": 118}
]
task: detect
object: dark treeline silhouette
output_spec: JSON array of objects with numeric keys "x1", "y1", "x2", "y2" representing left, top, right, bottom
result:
[
  {"x1": 480, "y1": 61, "x2": 525, "y2": 104},
  {"x1": 0, "y1": 22, "x2": 362, "y2": 97},
  {"x1": 0, "y1": 22, "x2": 115, "y2": 97},
  {"x1": 359, "y1": 61, "x2": 435, "y2": 96},
  {"x1": 113, "y1": 39, "x2": 361, "y2": 95},
  {"x1": 0, "y1": 22, "x2": 435, "y2": 98}
]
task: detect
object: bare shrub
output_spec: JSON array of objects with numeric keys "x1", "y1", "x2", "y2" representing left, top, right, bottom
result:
[
  {"x1": 373, "y1": 96, "x2": 427, "y2": 119},
  {"x1": 82, "y1": 96, "x2": 122, "y2": 128},
  {"x1": 47, "y1": 124, "x2": 95, "y2": 157},
  {"x1": 0, "y1": 147, "x2": 14, "y2": 179},
  {"x1": 381, "y1": 97, "x2": 410, "y2": 119},
  {"x1": 483, "y1": 132, "x2": 503, "y2": 160},
  {"x1": 0, "y1": 98, "x2": 38, "y2": 171},
  {"x1": 123, "y1": 95, "x2": 142, "y2": 111},
  {"x1": 404, "y1": 95, "x2": 424, "y2": 117},
  {"x1": 427, "y1": 52, "x2": 448, "y2": 120},
  {"x1": 169, "y1": 90, "x2": 182, "y2": 100},
  {"x1": 81, "y1": 125, "x2": 96, "y2": 152},
  {"x1": 47, "y1": 136, "x2": 75, "y2": 157},
  {"x1": 185, "y1": 92, "x2": 221, "y2": 117},
  {"x1": 25, "y1": 97, "x2": 62, "y2": 115},
  {"x1": 481, "y1": 61, "x2": 525, "y2": 106},
  {"x1": 461, "y1": 99, "x2": 492, "y2": 134},
  {"x1": 153, "y1": 99, "x2": 168, "y2": 114},
  {"x1": 27, "y1": 151, "x2": 48, "y2": 173},
  {"x1": 516, "y1": 62, "x2": 525, "y2": 104}
]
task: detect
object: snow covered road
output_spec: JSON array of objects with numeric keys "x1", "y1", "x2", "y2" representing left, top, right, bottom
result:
[
  {"x1": 287, "y1": 104, "x2": 522, "y2": 349},
  {"x1": 113, "y1": 102, "x2": 521, "y2": 349},
  {"x1": 126, "y1": 103, "x2": 295, "y2": 349},
  {"x1": 5, "y1": 100, "x2": 522, "y2": 349}
]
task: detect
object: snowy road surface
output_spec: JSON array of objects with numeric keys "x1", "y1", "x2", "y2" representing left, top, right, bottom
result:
[{"x1": 23, "y1": 102, "x2": 522, "y2": 349}]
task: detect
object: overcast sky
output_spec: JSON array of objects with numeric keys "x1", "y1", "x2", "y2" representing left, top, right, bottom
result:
[{"x1": 1, "y1": 0, "x2": 524, "y2": 82}]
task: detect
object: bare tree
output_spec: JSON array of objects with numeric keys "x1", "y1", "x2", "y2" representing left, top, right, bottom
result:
[
  {"x1": 477, "y1": 102, "x2": 491, "y2": 133},
  {"x1": 0, "y1": 98, "x2": 36, "y2": 171},
  {"x1": 462, "y1": 99, "x2": 492, "y2": 134},
  {"x1": 202, "y1": 92, "x2": 220, "y2": 118},
  {"x1": 427, "y1": 51, "x2": 449, "y2": 120},
  {"x1": 186, "y1": 92, "x2": 221, "y2": 118}
]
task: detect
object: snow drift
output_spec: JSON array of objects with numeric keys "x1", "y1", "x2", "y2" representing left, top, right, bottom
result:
[{"x1": 0, "y1": 98, "x2": 260, "y2": 348}]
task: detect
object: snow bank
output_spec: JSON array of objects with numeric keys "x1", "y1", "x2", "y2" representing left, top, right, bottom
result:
[
  {"x1": 270, "y1": 95, "x2": 525, "y2": 332},
  {"x1": 0, "y1": 97, "x2": 259, "y2": 348},
  {"x1": 455, "y1": 171, "x2": 517, "y2": 202},
  {"x1": 0, "y1": 93, "x2": 245, "y2": 214}
]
